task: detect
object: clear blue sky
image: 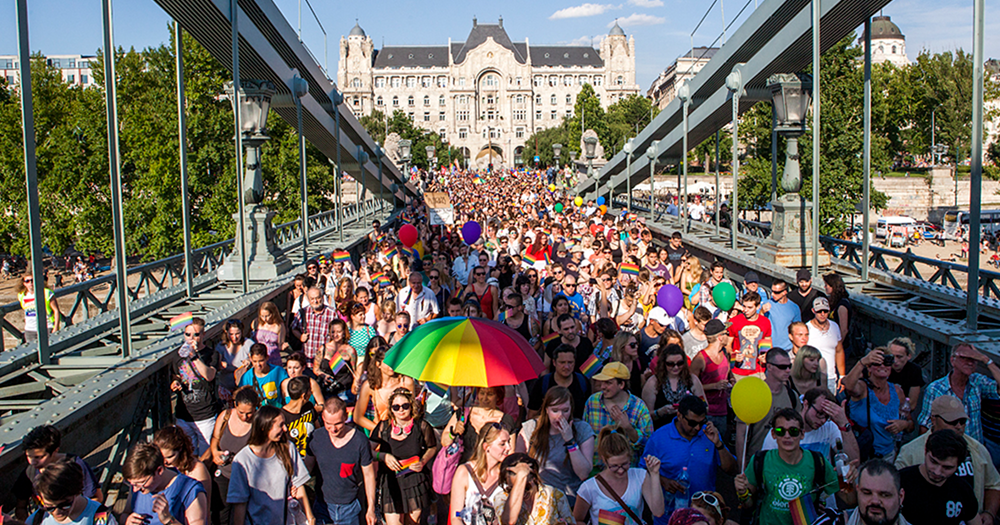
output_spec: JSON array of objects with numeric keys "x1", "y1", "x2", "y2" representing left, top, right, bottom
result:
[{"x1": 3, "y1": 0, "x2": 998, "y2": 91}]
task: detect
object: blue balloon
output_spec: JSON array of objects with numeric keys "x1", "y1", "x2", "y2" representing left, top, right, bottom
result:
[
  {"x1": 657, "y1": 285, "x2": 684, "y2": 317},
  {"x1": 462, "y1": 221, "x2": 482, "y2": 245},
  {"x1": 596, "y1": 196, "x2": 606, "y2": 206}
]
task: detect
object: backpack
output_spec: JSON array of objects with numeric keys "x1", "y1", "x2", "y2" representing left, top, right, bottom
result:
[{"x1": 751, "y1": 449, "x2": 827, "y2": 523}]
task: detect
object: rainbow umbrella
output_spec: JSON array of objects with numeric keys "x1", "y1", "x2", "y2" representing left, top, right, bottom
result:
[{"x1": 383, "y1": 317, "x2": 545, "y2": 387}]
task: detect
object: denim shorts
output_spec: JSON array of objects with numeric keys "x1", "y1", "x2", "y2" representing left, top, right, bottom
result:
[{"x1": 314, "y1": 498, "x2": 361, "y2": 525}]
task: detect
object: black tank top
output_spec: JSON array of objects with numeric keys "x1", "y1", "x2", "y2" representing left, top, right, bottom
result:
[
  {"x1": 218, "y1": 410, "x2": 251, "y2": 479},
  {"x1": 505, "y1": 315, "x2": 532, "y2": 343}
]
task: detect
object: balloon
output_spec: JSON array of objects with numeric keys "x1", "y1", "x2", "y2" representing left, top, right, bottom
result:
[
  {"x1": 731, "y1": 377, "x2": 773, "y2": 424},
  {"x1": 589, "y1": 224, "x2": 602, "y2": 236},
  {"x1": 712, "y1": 282, "x2": 737, "y2": 311},
  {"x1": 554, "y1": 203, "x2": 564, "y2": 213},
  {"x1": 548, "y1": 184, "x2": 556, "y2": 191},
  {"x1": 599, "y1": 205, "x2": 607, "y2": 214},
  {"x1": 574, "y1": 196, "x2": 583, "y2": 206},
  {"x1": 398, "y1": 224, "x2": 418, "y2": 247},
  {"x1": 596, "y1": 196, "x2": 606, "y2": 206},
  {"x1": 461, "y1": 221, "x2": 482, "y2": 245},
  {"x1": 657, "y1": 285, "x2": 684, "y2": 317}
]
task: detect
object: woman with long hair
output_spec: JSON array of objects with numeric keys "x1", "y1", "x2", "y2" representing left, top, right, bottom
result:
[
  {"x1": 378, "y1": 300, "x2": 398, "y2": 339},
  {"x1": 494, "y1": 453, "x2": 574, "y2": 525},
  {"x1": 208, "y1": 386, "x2": 259, "y2": 525},
  {"x1": 843, "y1": 346, "x2": 910, "y2": 460},
  {"x1": 347, "y1": 301, "x2": 379, "y2": 360},
  {"x1": 442, "y1": 386, "x2": 515, "y2": 463},
  {"x1": 315, "y1": 318, "x2": 359, "y2": 399},
  {"x1": 280, "y1": 352, "x2": 325, "y2": 411},
  {"x1": 154, "y1": 425, "x2": 213, "y2": 512},
  {"x1": 333, "y1": 276, "x2": 356, "y2": 318},
  {"x1": 353, "y1": 345, "x2": 417, "y2": 433},
  {"x1": 463, "y1": 264, "x2": 500, "y2": 321},
  {"x1": 449, "y1": 423, "x2": 512, "y2": 525},
  {"x1": 371, "y1": 388, "x2": 439, "y2": 525},
  {"x1": 515, "y1": 276, "x2": 539, "y2": 323},
  {"x1": 525, "y1": 234, "x2": 551, "y2": 272},
  {"x1": 608, "y1": 332, "x2": 644, "y2": 395},
  {"x1": 16, "y1": 267, "x2": 61, "y2": 342},
  {"x1": 215, "y1": 319, "x2": 256, "y2": 402},
  {"x1": 823, "y1": 273, "x2": 852, "y2": 344},
  {"x1": 642, "y1": 344, "x2": 706, "y2": 428},
  {"x1": 680, "y1": 257, "x2": 704, "y2": 309},
  {"x1": 542, "y1": 296, "x2": 579, "y2": 338},
  {"x1": 514, "y1": 387, "x2": 594, "y2": 506},
  {"x1": 250, "y1": 302, "x2": 287, "y2": 366},
  {"x1": 573, "y1": 427, "x2": 664, "y2": 525},
  {"x1": 791, "y1": 345, "x2": 829, "y2": 395},
  {"x1": 228, "y1": 406, "x2": 313, "y2": 525},
  {"x1": 355, "y1": 286, "x2": 381, "y2": 327}
]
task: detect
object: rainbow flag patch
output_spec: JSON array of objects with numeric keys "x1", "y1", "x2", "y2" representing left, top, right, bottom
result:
[
  {"x1": 169, "y1": 312, "x2": 193, "y2": 331},
  {"x1": 598, "y1": 510, "x2": 626, "y2": 525},
  {"x1": 579, "y1": 353, "x2": 602, "y2": 378},
  {"x1": 396, "y1": 456, "x2": 421, "y2": 477},
  {"x1": 620, "y1": 263, "x2": 640, "y2": 276},
  {"x1": 333, "y1": 251, "x2": 351, "y2": 263},
  {"x1": 541, "y1": 332, "x2": 560, "y2": 345},
  {"x1": 328, "y1": 353, "x2": 347, "y2": 374},
  {"x1": 789, "y1": 493, "x2": 818, "y2": 525},
  {"x1": 425, "y1": 381, "x2": 448, "y2": 398}
]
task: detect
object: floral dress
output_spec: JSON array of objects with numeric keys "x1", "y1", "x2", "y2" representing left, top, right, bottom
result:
[{"x1": 492, "y1": 484, "x2": 574, "y2": 525}]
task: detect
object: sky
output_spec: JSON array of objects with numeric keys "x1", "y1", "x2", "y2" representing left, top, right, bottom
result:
[{"x1": 3, "y1": 0, "x2": 998, "y2": 92}]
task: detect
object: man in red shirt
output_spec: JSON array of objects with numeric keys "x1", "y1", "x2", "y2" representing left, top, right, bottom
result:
[{"x1": 728, "y1": 292, "x2": 772, "y2": 378}]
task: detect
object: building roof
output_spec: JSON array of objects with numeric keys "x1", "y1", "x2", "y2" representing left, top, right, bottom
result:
[
  {"x1": 871, "y1": 16, "x2": 904, "y2": 40},
  {"x1": 680, "y1": 47, "x2": 719, "y2": 60},
  {"x1": 373, "y1": 46, "x2": 450, "y2": 68},
  {"x1": 349, "y1": 22, "x2": 366, "y2": 37},
  {"x1": 453, "y1": 23, "x2": 526, "y2": 64},
  {"x1": 529, "y1": 46, "x2": 604, "y2": 68},
  {"x1": 609, "y1": 21, "x2": 626, "y2": 37}
]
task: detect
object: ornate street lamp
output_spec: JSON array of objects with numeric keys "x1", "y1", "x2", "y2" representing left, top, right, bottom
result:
[
  {"x1": 442, "y1": 137, "x2": 450, "y2": 167},
  {"x1": 552, "y1": 143, "x2": 562, "y2": 170},
  {"x1": 623, "y1": 138, "x2": 634, "y2": 211},
  {"x1": 426, "y1": 145, "x2": 436, "y2": 169},
  {"x1": 646, "y1": 141, "x2": 659, "y2": 221},
  {"x1": 399, "y1": 139, "x2": 412, "y2": 180},
  {"x1": 219, "y1": 79, "x2": 291, "y2": 282},
  {"x1": 374, "y1": 142, "x2": 384, "y2": 213}
]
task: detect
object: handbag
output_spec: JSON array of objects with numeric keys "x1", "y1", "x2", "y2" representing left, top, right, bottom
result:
[
  {"x1": 432, "y1": 408, "x2": 469, "y2": 494},
  {"x1": 849, "y1": 380, "x2": 877, "y2": 461},
  {"x1": 595, "y1": 473, "x2": 647, "y2": 525}
]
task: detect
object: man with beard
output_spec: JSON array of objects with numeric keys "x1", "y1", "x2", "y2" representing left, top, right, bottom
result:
[
  {"x1": 845, "y1": 459, "x2": 911, "y2": 525},
  {"x1": 899, "y1": 429, "x2": 979, "y2": 525}
]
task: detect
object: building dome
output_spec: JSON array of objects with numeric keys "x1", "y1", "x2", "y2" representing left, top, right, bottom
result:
[
  {"x1": 349, "y1": 21, "x2": 366, "y2": 37},
  {"x1": 871, "y1": 16, "x2": 903, "y2": 40},
  {"x1": 609, "y1": 21, "x2": 626, "y2": 37}
]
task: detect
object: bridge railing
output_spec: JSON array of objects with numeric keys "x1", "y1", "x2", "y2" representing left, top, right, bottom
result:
[
  {"x1": 0, "y1": 199, "x2": 390, "y2": 351},
  {"x1": 613, "y1": 196, "x2": 770, "y2": 239}
]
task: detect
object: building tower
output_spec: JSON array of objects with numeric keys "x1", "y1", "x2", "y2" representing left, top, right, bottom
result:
[
  {"x1": 339, "y1": 21, "x2": 375, "y2": 115},
  {"x1": 600, "y1": 21, "x2": 639, "y2": 103},
  {"x1": 861, "y1": 16, "x2": 909, "y2": 67}
]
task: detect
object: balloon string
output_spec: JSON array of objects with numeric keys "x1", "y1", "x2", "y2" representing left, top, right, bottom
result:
[{"x1": 740, "y1": 433, "x2": 748, "y2": 472}]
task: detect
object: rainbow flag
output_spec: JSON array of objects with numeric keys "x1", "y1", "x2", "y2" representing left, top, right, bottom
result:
[
  {"x1": 371, "y1": 271, "x2": 385, "y2": 284},
  {"x1": 376, "y1": 232, "x2": 387, "y2": 244},
  {"x1": 328, "y1": 353, "x2": 347, "y2": 374},
  {"x1": 383, "y1": 247, "x2": 398, "y2": 260},
  {"x1": 598, "y1": 510, "x2": 626, "y2": 525},
  {"x1": 541, "y1": 332, "x2": 560, "y2": 345},
  {"x1": 396, "y1": 456, "x2": 421, "y2": 477},
  {"x1": 523, "y1": 251, "x2": 540, "y2": 266},
  {"x1": 425, "y1": 381, "x2": 448, "y2": 398},
  {"x1": 620, "y1": 263, "x2": 640, "y2": 276},
  {"x1": 579, "y1": 353, "x2": 602, "y2": 378},
  {"x1": 333, "y1": 250, "x2": 351, "y2": 263},
  {"x1": 788, "y1": 493, "x2": 818, "y2": 525},
  {"x1": 758, "y1": 337, "x2": 773, "y2": 355},
  {"x1": 169, "y1": 312, "x2": 193, "y2": 331}
]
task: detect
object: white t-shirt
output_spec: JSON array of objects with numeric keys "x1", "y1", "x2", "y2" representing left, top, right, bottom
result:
[
  {"x1": 396, "y1": 286, "x2": 440, "y2": 329},
  {"x1": 228, "y1": 442, "x2": 310, "y2": 525},
  {"x1": 808, "y1": 320, "x2": 842, "y2": 392},
  {"x1": 689, "y1": 203, "x2": 706, "y2": 220},
  {"x1": 576, "y1": 468, "x2": 647, "y2": 525},
  {"x1": 761, "y1": 420, "x2": 843, "y2": 458}
]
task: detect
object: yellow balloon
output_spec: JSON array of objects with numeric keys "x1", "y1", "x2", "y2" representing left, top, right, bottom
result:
[
  {"x1": 548, "y1": 184, "x2": 556, "y2": 191},
  {"x1": 574, "y1": 196, "x2": 583, "y2": 206},
  {"x1": 731, "y1": 376, "x2": 773, "y2": 424}
]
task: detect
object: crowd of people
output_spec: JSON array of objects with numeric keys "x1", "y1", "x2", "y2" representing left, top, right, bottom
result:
[{"x1": 7, "y1": 167, "x2": 1000, "y2": 525}]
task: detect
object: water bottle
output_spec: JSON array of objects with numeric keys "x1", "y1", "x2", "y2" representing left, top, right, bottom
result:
[
  {"x1": 215, "y1": 451, "x2": 232, "y2": 477},
  {"x1": 896, "y1": 397, "x2": 911, "y2": 443},
  {"x1": 834, "y1": 440, "x2": 852, "y2": 493},
  {"x1": 675, "y1": 467, "x2": 690, "y2": 509}
]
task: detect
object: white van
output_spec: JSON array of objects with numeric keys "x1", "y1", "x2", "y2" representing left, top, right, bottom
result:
[{"x1": 876, "y1": 216, "x2": 917, "y2": 239}]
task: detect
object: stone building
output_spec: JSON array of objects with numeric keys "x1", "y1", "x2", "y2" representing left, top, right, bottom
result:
[
  {"x1": 858, "y1": 16, "x2": 909, "y2": 67},
  {"x1": 647, "y1": 47, "x2": 719, "y2": 110},
  {"x1": 1, "y1": 54, "x2": 97, "y2": 88},
  {"x1": 337, "y1": 18, "x2": 639, "y2": 168}
]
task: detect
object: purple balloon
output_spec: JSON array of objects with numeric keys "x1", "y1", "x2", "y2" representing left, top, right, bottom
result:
[
  {"x1": 657, "y1": 285, "x2": 684, "y2": 317},
  {"x1": 462, "y1": 221, "x2": 482, "y2": 245}
]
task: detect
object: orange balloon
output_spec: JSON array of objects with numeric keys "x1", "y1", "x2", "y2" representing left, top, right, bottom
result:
[{"x1": 599, "y1": 205, "x2": 608, "y2": 214}]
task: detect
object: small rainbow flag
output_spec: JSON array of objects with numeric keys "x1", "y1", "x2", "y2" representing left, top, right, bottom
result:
[
  {"x1": 333, "y1": 251, "x2": 351, "y2": 263},
  {"x1": 523, "y1": 251, "x2": 540, "y2": 266},
  {"x1": 169, "y1": 312, "x2": 193, "y2": 331},
  {"x1": 620, "y1": 263, "x2": 640, "y2": 276},
  {"x1": 579, "y1": 353, "x2": 602, "y2": 378},
  {"x1": 424, "y1": 381, "x2": 448, "y2": 398},
  {"x1": 541, "y1": 332, "x2": 560, "y2": 345},
  {"x1": 376, "y1": 232, "x2": 387, "y2": 244},
  {"x1": 328, "y1": 353, "x2": 347, "y2": 374},
  {"x1": 383, "y1": 247, "x2": 398, "y2": 260},
  {"x1": 788, "y1": 494, "x2": 818, "y2": 525},
  {"x1": 758, "y1": 337, "x2": 773, "y2": 355},
  {"x1": 598, "y1": 510, "x2": 626, "y2": 525},
  {"x1": 371, "y1": 271, "x2": 385, "y2": 284},
  {"x1": 396, "y1": 456, "x2": 421, "y2": 477}
]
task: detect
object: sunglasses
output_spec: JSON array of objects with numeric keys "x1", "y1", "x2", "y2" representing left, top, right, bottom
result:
[
  {"x1": 773, "y1": 426, "x2": 803, "y2": 437},
  {"x1": 665, "y1": 360, "x2": 685, "y2": 368},
  {"x1": 934, "y1": 415, "x2": 968, "y2": 426},
  {"x1": 40, "y1": 499, "x2": 75, "y2": 513},
  {"x1": 397, "y1": 323, "x2": 408, "y2": 329},
  {"x1": 429, "y1": 275, "x2": 440, "y2": 279},
  {"x1": 815, "y1": 309, "x2": 830, "y2": 314},
  {"x1": 692, "y1": 492, "x2": 723, "y2": 517},
  {"x1": 771, "y1": 288, "x2": 787, "y2": 294},
  {"x1": 768, "y1": 362, "x2": 792, "y2": 370},
  {"x1": 474, "y1": 272, "x2": 486, "y2": 276},
  {"x1": 627, "y1": 342, "x2": 638, "y2": 348},
  {"x1": 682, "y1": 414, "x2": 707, "y2": 428},
  {"x1": 391, "y1": 402, "x2": 412, "y2": 412},
  {"x1": 184, "y1": 331, "x2": 203, "y2": 337},
  {"x1": 23, "y1": 278, "x2": 33, "y2": 283}
]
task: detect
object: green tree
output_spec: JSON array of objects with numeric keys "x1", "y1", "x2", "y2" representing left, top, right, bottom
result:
[
  {"x1": 605, "y1": 94, "x2": 658, "y2": 154},
  {"x1": 520, "y1": 123, "x2": 575, "y2": 169}
]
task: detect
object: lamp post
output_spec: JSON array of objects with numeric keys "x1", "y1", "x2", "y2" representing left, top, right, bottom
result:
[
  {"x1": 332, "y1": 88, "x2": 344, "y2": 242},
  {"x1": 679, "y1": 81, "x2": 691, "y2": 232},
  {"x1": 426, "y1": 145, "x2": 436, "y2": 171},
  {"x1": 357, "y1": 146, "x2": 369, "y2": 221},
  {"x1": 220, "y1": 79, "x2": 291, "y2": 282},
  {"x1": 442, "y1": 137, "x2": 450, "y2": 168},
  {"x1": 755, "y1": 73, "x2": 828, "y2": 268},
  {"x1": 646, "y1": 141, "x2": 659, "y2": 222},
  {"x1": 399, "y1": 139, "x2": 412, "y2": 186},
  {"x1": 375, "y1": 143, "x2": 384, "y2": 215},
  {"x1": 552, "y1": 143, "x2": 562, "y2": 171},
  {"x1": 292, "y1": 75, "x2": 309, "y2": 262},
  {"x1": 584, "y1": 136, "x2": 597, "y2": 178},
  {"x1": 726, "y1": 66, "x2": 744, "y2": 250},
  {"x1": 623, "y1": 138, "x2": 634, "y2": 212}
]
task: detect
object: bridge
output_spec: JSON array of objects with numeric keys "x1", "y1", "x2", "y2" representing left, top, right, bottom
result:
[{"x1": 0, "y1": 0, "x2": 991, "y2": 511}]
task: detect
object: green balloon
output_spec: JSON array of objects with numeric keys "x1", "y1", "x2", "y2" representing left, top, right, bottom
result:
[
  {"x1": 712, "y1": 282, "x2": 737, "y2": 311},
  {"x1": 554, "y1": 203, "x2": 564, "y2": 213}
]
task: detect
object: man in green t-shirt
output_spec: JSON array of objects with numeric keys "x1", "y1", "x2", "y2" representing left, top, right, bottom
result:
[{"x1": 735, "y1": 408, "x2": 839, "y2": 525}]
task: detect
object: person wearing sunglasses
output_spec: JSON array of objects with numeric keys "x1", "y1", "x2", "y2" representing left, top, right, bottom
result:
[
  {"x1": 843, "y1": 346, "x2": 911, "y2": 461},
  {"x1": 25, "y1": 458, "x2": 113, "y2": 525},
  {"x1": 736, "y1": 408, "x2": 839, "y2": 525},
  {"x1": 371, "y1": 388, "x2": 438, "y2": 525},
  {"x1": 760, "y1": 280, "x2": 802, "y2": 355},
  {"x1": 916, "y1": 342, "x2": 1000, "y2": 446},
  {"x1": 736, "y1": 349, "x2": 800, "y2": 463},
  {"x1": 17, "y1": 268, "x2": 61, "y2": 342},
  {"x1": 13, "y1": 425, "x2": 104, "y2": 523},
  {"x1": 807, "y1": 296, "x2": 845, "y2": 394},
  {"x1": 642, "y1": 345, "x2": 706, "y2": 428},
  {"x1": 640, "y1": 395, "x2": 737, "y2": 522},
  {"x1": 896, "y1": 395, "x2": 1000, "y2": 523},
  {"x1": 761, "y1": 387, "x2": 859, "y2": 463}
]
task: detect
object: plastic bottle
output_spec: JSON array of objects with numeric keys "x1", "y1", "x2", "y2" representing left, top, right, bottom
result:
[
  {"x1": 675, "y1": 467, "x2": 691, "y2": 509},
  {"x1": 214, "y1": 451, "x2": 232, "y2": 477},
  {"x1": 834, "y1": 440, "x2": 852, "y2": 493},
  {"x1": 896, "y1": 397, "x2": 911, "y2": 443}
]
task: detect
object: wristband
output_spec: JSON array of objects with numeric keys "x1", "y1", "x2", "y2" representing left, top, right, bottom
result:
[
  {"x1": 715, "y1": 443, "x2": 725, "y2": 450},
  {"x1": 989, "y1": 359, "x2": 994, "y2": 367},
  {"x1": 565, "y1": 442, "x2": 579, "y2": 453}
]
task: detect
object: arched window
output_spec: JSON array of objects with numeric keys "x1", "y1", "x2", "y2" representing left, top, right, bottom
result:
[
  {"x1": 616, "y1": 76, "x2": 624, "y2": 85},
  {"x1": 408, "y1": 95, "x2": 414, "y2": 106},
  {"x1": 484, "y1": 74, "x2": 499, "y2": 87},
  {"x1": 350, "y1": 77, "x2": 362, "y2": 88},
  {"x1": 550, "y1": 94, "x2": 557, "y2": 105},
  {"x1": 424, "y1": 95, "x2": 430, "y2": 106},
  {"x1": 892, "y1": 45, "x2": 897, "y2": 54},
  {"x1": 376, "y1": 96, "x2": 383, "y2": 106},
  {"x1": 392, "y1": 96, "x2": 399, "y2": 107}
]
